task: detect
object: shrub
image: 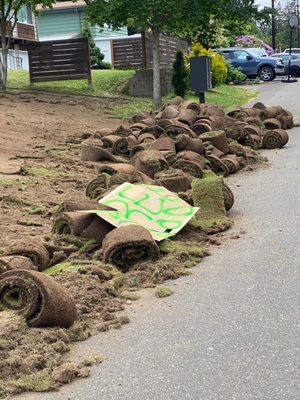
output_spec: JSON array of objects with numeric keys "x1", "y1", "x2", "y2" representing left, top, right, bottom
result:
[
  {"x1": 80, "y1": 20, "x2": 112, "y2": 70},
  {"x1": 188, "y1": 43, "x2": 227, "y2": 88},
  {"x1": 212, "y1": 53, "x2": 228, "y2": 87},
  {"x1": 225, "y1": 61, "x2": 246, "y2": 85},
  {"x1": 172, "y1": 51, "x2": 189, "y2": 97},
  {"x1": 95, "y1": 61, "x2": 112, "y2": 70}
]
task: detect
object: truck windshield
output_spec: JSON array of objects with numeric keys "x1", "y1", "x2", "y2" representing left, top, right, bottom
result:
[{"x1": 248, "y1": 49, "x2": 267, "y2": 57}]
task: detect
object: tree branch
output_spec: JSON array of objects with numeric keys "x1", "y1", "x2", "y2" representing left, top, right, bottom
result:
[
  {"x1": 7, "y1": 11, "x2": 18, "y2": 49},
  {"x1": 4, "y1": 0, "x2": 14, "y2": 20}
]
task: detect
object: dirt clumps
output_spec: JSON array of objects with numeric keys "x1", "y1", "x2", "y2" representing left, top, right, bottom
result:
[{"x1": 51, "y1": 362, "x2": 90, "y2": 385}]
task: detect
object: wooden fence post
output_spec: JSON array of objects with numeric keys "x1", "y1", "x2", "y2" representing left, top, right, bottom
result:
[
  {"x1": 86, "y1": 37, "x2": 93, "y2": 89},
  {"x1": 141, "y1": 31, "x2": 147, "y2": 69}
]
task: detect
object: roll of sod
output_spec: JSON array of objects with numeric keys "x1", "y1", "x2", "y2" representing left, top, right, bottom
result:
[
  {"x1": 262, "y1": 129, "x2": 289, "y2": 149},
  {"x1": 4, "y1": 241, "x2": 50, "y2": 271},
  {"x1": 0, "y1": 256, "x2": 37, "y2": 274},
  {"x1": 102, "y1": 225, "x2": 160, "y2": 271},
  {"x1": 0, "y1": 269, "x2": 76, "y2": 327},
  {"x1": 52, "y1": 211, "x2": 94, "y2": 236},
  {"x1": 131, "y1": 150, "x2": 169, "y2": 179}
]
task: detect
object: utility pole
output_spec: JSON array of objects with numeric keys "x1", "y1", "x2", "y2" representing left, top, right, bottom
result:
[
  {"x1": 271, "y1": 0, "x2": 276, "y2": 51},
  {"x1": 297, "y1": 0, "x2": 300, "y2": 47}
]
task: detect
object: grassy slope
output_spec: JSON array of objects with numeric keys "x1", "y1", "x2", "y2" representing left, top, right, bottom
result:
[
  {"x1": 7, "y1": 70, "x2": 257, "y2": 118},
  {"x1": 7, "y1": 70, "x2": 135, "y2": 97}
]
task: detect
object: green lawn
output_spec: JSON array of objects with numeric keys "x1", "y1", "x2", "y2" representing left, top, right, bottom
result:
[
  {"x1": 7, "y1": 69, "x2": 135, "y2": 97},
  {"x1": 7, "y1": 70, "x2": 257, "y2": 118}
]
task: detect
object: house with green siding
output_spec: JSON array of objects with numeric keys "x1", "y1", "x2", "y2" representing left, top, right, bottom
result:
[{"x1": 37, "y1": 0, "x2": 132, "y2": 63}]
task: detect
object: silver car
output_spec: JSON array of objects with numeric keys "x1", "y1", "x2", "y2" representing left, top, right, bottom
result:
[
  {"x1": 271, "y1": 53, "x2": 300, "y2": 77},
  {"x1": 283, "y1": 48, "x2": 300, "y2": 53}
]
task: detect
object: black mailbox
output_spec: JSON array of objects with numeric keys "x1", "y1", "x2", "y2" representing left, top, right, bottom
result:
[{"x1": 190, "y1": 56, "x2": 212, "y2": 103}]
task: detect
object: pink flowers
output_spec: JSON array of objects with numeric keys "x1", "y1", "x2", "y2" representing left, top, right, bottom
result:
[{"x1": 236, "y1": 35, "x2": 275, "y2": 55}]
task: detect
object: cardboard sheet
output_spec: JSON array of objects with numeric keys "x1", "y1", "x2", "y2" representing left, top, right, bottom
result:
[{"x1": 94, "y1": 183, "x2": 199, "y2": 241}]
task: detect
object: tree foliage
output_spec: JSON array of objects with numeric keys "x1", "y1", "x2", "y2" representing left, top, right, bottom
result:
[
  {"x1": 257, "y1": 0, "x2": 300, "y2": 51},
  {"x1": 84, "y1": 0, "x2": 191, "y2": 106},
  {"x1": 181, "y1": 0, "x2": 268, "y2": 47}
]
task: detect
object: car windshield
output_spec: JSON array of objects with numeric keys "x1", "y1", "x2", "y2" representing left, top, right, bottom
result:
[
  {"x1": 284, "y1": 48, "x2": 300, "y2": 53},
  {"x1": 248, "y1": 48, "x2": 268, "y2": 57}
]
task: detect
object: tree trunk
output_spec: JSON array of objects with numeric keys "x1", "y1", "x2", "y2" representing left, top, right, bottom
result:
[
  {"x1": 152, "y1": 26, "x2": 161, "y2": 108},
  {"x1": 0, "y1": 24, "x2": 8, "y2": 91},
  {"x1": 1, "y1": 48, "x2": 8, "y2": 90}
]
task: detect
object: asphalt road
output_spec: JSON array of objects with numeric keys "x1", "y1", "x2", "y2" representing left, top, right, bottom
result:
[{"x1": 20, "y1": 81, "x2": 300, "y2": 400}]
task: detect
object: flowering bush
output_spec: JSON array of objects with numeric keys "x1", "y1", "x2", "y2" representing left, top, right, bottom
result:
[{"x1": 236, "y1": 35, "x2": 274, "y2": 55}]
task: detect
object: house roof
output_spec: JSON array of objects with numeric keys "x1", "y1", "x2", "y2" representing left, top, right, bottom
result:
[{"x1": 37, "y1": 1, "x2": 86, "y2": 11}]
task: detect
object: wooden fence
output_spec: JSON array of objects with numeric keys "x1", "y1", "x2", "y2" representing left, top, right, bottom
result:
[
  {"x1": 112, "y1": 33, "x2": 188, "y2": 69},
  {"x1": 112, "y1": 36, "x2": 143, "y2": 69},
  {"x1": 28, "y1": 38, "x2": 92, "y2": 86}
]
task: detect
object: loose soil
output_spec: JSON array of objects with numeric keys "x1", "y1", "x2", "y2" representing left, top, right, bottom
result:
[
  {"x1": 0, "y1": 90, "x2": 127, "y2": 249},
  {"x1": 0, "y1": 91, "x2": 219, "y2": 398}
]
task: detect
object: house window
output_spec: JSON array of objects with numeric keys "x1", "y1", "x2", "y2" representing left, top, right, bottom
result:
[{"x1": 18, "y1": 4, "x2": 33, "y2": 24}]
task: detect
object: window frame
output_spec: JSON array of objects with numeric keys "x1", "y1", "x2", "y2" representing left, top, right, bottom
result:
[
  {"x1": 17, "y1": 4, "x2": 33, "y2": 25},
  {"x1": 232, "y1": 50, "x2": 249, "y2": 61}
]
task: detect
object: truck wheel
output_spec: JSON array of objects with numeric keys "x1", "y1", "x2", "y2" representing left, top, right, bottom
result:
[
  {"x1": 258, "y1": 66, "x2": 275, "y2": 82},
  {"x1": 291, "y1": 66, "x2": 300, "y2": 77}
]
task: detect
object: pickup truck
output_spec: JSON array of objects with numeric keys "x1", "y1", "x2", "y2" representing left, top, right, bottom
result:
[
  {"x1": 271, "y1": 52, "x2": 300, "y2": 77},
  {"x1": 218, "y1": 47, "x2": 284, "y2": 81}
]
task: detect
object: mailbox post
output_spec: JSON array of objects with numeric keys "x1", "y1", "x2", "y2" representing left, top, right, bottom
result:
[{"x1": 190, "y1": 56, "x2": 212, "y2": 104}]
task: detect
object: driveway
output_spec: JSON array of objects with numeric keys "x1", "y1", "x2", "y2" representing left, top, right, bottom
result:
[{"x1": 20, "y1": 81, "x2": 300, "y2": 400}]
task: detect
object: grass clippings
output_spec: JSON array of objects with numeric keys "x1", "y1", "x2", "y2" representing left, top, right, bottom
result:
[{"x1": 155, "y1": 286, "x2": 174, "y2": 298}]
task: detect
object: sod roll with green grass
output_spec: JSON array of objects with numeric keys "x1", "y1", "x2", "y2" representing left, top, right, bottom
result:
[{"x1": 0, "y1": 269, "x2": 76, "y2": 327}]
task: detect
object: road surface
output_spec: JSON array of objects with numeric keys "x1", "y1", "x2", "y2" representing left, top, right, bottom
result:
[{"x1": 20, "y1": 81, "x2": 300, "y2": 400}]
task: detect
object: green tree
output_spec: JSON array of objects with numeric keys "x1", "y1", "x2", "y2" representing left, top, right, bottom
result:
[
  {"x1": 223, "y1": 0, "x2": 273, "y2": 44},
  {"x1": 172, "y1": 51, "x2": 188, "y2": 97},
  {"x1": 80, "y1": 19, "x2": 111, "y2": 69},
  {"x1": 258, "y1": 1, "x2": 299, "y2": 51},
  {"x1": 182, "y1": 0, "x2": 265, "y2": 48},
  {"x1": 0, "y1": 0, "x2": 53, "y2": 90},
  {"x1": 84, "y1": 0, "x2": 263, "y2": 106},
  {"x1": 85, "y1": 0, "x2": 190, "y2": 107}
]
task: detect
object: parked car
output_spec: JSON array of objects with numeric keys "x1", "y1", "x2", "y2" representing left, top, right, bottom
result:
[
  {"x1": 271, "y1": 52, "x2": 300, "y2": 76},
  {"x1": 283, "y1": 48, "x2": 300, "y2": 53},
  {"x1": 218, "y1": 47, "x2": 284, "y2": 81}
]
